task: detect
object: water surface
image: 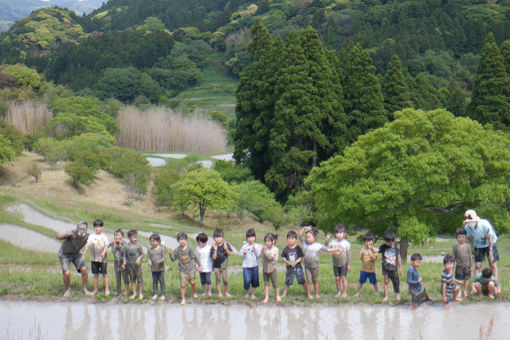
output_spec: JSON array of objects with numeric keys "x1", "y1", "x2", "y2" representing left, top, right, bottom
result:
[{"x1": 0, "y1": 224, "x2": 60, "y2": 253}]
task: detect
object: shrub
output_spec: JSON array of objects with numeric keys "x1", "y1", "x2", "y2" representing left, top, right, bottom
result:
[
  {"x1": 0, "y1": 120, "x2": 24, "y2": 156},
  {"x1": 104, "y1": 147, "x2": 150, "y2": 194},
  {"x1": 65, "y1": 161, "x2": 95, "y2": 187},
  {"x1": 153, "y1": 168, "x2": 181, "y2": 206},
  {"x1": 34, "y1": 137, "x2": 64, "y2": 166},
  {"x1": 26, "y1": 162, "x2": 41, "y2": 182},
  {"x1": 214, "y1": 160, "x2": 252, "y2": 183}
]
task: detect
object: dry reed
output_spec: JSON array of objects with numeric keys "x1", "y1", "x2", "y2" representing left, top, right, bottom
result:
[
  {"x1": 6, "y1": 101, "x2": 52, "y2": 134},
  {"x1": 115, "y1": 106, "x2": 228, "y2": 153}
]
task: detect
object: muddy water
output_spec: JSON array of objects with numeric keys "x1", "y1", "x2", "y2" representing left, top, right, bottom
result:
[
  {"x1": 0, "y1": 224, "x2": 60, "y2": 252},
  {"x1": 0, "y1": 300, "x2": 508, "y2": 339}
]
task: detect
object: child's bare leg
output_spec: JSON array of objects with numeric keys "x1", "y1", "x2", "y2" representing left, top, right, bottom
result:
[
  {"x1": 462, "y1": 280, "x2": 469, "y2": 297},
  {"x1": 355, "y1": 283, "x2": 362, "y2": 296},
  {"x1": 275, "y1": 287, "x2": 281, "y2": 302},
  {"x1": 224, "y1": 284, "x2": 231, "y2": 297},
  {"x1": 93, "y1": 274, "x2": 99, "y2": 295},
  {"x1": 130, "y1": 283, "x2": 136, "y2": 299},
  {"x1": 491, "y1": 263, "x2": 498, "y2": 280},
  {"x1": 263, "y1": 283, "x2": 269, "y2": 304},
  {"x1": 335, "y1": 277, "x2": 342, "y2": 297},
  {"x1": 454, "y1": 286, "x2": 462, "y2": 301},
  {"x1": 192, "y1": 283, "x2": 197, "y2": 298},
  {"x1": 341, "y1": 276, "x2": 348, "y2": 297},
  {"x1": 138, "y1": 284, "x2": 143, "y2": 299},
  {"x1": 207, "y1": 285, "x2": 212, "y2": 296},
  {"x1": 80, "y1": 268, "x2": 92, "y2": 296},
  {"x1": 104, "y1": 274, "x2": 109, "y2": 296},
  {"x1": 412, "y1": 303, "x2": 418, "y2": 310},
  {"x1": 63, "y1": 270, "x2": 71, "y2": 293},
  {"x1": 488, "y1": 282, "x2": 496, "y2": 299},
  {"x1": 314, "y1": 281, "x2": 319, "y2": 298},
  {"x1": 382, "y1": 275, "x2": 389, "y2": 301},
  {"x1": 180, "y1": 286, "x2": 186, "y2": 305},
  {"x1": 216, "y1": 284, "x2": 222, "y2": 297},
  {"x1": 305, "y1": 282, "x2": 313, "y2": 299},
  {"x1": 373, "y1": 283, "x2": 379, "y2": 294},
  {"x1": 282, "y1": 284, "x2": 288, "y2": 298}
]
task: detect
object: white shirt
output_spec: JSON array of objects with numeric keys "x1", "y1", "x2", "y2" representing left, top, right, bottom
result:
[
  {"x1": 87, "y1": 233, "x2": 109, "y2": 262},
  {"x1": 195, "y1": 244, "x2": 213, "y2": 273}
]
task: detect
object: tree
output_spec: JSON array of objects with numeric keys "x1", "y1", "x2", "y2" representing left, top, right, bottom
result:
[
  {"x1": 0, "y1": 134, "x2": 15, "y2": 170},
  {"x1": 409, "y1": 73, "x2": 442, "y2": 111},
  {"x1": 153, "y1": 168, "x2": 181, "y2": 206},
  {"x1": 171, "y1": 168, "x2": 231, "y2": 224},
  {"x1": 65, "y1": 161, "x2": 95, "y2": 187},
  {"x1": 307, "y1": 108, "x2": 510, "y2": 261},
  {"x1": 104, "y1": 147, "x2": 150, "y2": 194},
  {"x1": 443, "y1": 79, "x2": 467, "y2": 116},
  {"x1": 231, "y1": 180, "x2": 281, "y2": 223},
  {"x1": 500, "y1": 39, "x2": 510, "y2": 75},
  {"x1": 2, "y1": 64, "x2": 43, "y2": 91},
  {"x1": 382, "y1": 55, "x2": 413, "y2": 118}
]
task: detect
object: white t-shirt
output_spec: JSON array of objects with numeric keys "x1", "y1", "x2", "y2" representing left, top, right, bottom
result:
[
  {"x1": 87, "y1": 233, "x2": 109, "y2": 263},
  {"x1": 195, "y1": 244, "x2": 213, "y2": 273}
]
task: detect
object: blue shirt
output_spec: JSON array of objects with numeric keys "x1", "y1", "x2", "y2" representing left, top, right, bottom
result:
[
  {"x1": 465, "y1": 219, "x2": 496, "y2": 248},
  {"x1": 407, "y1": 266, "x2": 424, "y2": 295}
]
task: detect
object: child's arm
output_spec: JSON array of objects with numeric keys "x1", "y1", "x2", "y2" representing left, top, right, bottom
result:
[
  {"x1": 442, "y1": 282, "x2": 447, "y2": 303},
  {"x1": 158, "y1": 248, "x2": 166, "y2": 264},
  {"x1": 81, "y1": 239, "x2": 91, "y2": 261},
  {"x1": 101, "y1": 240, "x2": 108, "y2": 259},
  {"x1": 56, "y1": 231, "x2": 73, "y2": 240},
  {"x1": 211, "y1": 245, "x2": 217, "y2": 261},
  {"x1": 135, "y1": 245, "x2": 144, "y2": 265},
  {"x1": 397, "y1": 254, "x2": 402, "y2": 275},
  {"x1": 468, "y1": 246, "x2": 473, "y2": 271},
  {"x1": 346, "y1": 247, "x2": 351, "y2": 272},
  {"x1": 168, "y1": 249, "x2": 176, "y2": 262},
  {"x1": 223, "y1": 242, "x2": 232, "y2": 256},
  {"x1": 148, "y1": 252, "x2": 153, "y2": 267}
]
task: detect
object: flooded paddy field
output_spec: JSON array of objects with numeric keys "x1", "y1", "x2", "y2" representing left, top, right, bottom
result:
[
  {"x1": 0, "y1": 224, "x2": 60, "y2": 253},
  {"x1": 0, "y1": 300, "x2": 507, "y2": 339}
]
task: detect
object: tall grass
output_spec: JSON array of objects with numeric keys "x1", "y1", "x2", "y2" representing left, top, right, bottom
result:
[
  {"x1": 5, "y1": 101, "x2": 52, "y2": 134},
  {"x1": 115, "y1": 106, "x2": 228, "y2": 153}
]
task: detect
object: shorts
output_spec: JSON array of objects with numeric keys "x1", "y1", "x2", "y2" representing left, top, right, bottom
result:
[
  {"x1": 243, "y1": 266, "x2": 260, "y2": 290},
  {"x1": 359, "y1": 271, "x2": 377, "y2": 284},
  {"x1": 474, "y1": 245, "x2": 499, "y2": 263},
  {"x1": 126, "y1": 263, "x2": 143, "y2": 285},
  {"x1": 200, "y1": 272, "x2": 212, "y2": 286},
  {"x1": 454, "y1": 265, "x2": 471, "y2": 281},
  {"x1": 285, "y1": 266, "x2": 305, "y2": 286},
  {"x1": 381, "y1": 268, "x2": 400, "y2": 293},
  {"x1": 333, "y1": 266, "x2": 347, "y2": 277},
  {"x1": 213, "y1": 267, "x2": 228, "y2": 286},
  {"x1": 411, "y1": 289, "x2": 427, "y2": 304},
  {"x1": 263, "y1": 271, "x2": 279, "y2": 289},
  {"x1": 305, "y1": 266, "x2": 319, "y2": 283},
  {"x1": 180, "y1": 272, "x2": 196, "y2": 288},
  {"x1": 59, "y1": 252, "x2": 86, "y2": 274},
  {"x1": 91, "y1": 261, "x2": 107, "y2": 275}
]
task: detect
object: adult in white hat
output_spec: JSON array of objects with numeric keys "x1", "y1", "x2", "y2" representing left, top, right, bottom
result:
[{"x1": 462, "y1": 209, "x2": 499, "y2": 279}]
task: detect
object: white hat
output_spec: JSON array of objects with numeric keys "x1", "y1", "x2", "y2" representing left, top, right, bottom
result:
[{"x1": 463, "y1": 209, "x2": 480, "y2": 225}]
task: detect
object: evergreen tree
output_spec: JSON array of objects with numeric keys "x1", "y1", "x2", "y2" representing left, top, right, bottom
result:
[
  {"x1": 500, "y1": 39, "x2": 510, "y2": 76},
  {"x1": 468, "y1": 33, "x2": 510, "y2": 130},
  {"x1": 341, "y1": 43, "x2": 388, "y2": 138},
  {"x1": 410, "y1": 73, "x2": 442, "y2": 110},
  {"x1": 382, "y1": 55, "x2": 413, "y2": 118},
  {"x1": 444, "y1": 79, "x2": 467, "y2": 116}
]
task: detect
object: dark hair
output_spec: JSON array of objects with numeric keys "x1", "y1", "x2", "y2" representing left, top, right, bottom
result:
[
  {"x1": 384, "y1": 231, "x2": 396, "y2": 242},
  {"x1": 150, "y1": 233, "x2": 161, "y2": 243},
  {"x1": 443, "y1": 254, "x2": 454, "y2": 265},
  {"x1": 114, "y1": 229, "x2": 124, "y2": 237},
  {"x1": 177, "y1": 232, "x2": 188, "y2": 241},
  {"x1": 456, "y1": 228, "x2": 467, "y2": 236},
  {"x1": 482, "y1": 268, "x2": 493, "y2": 279},
  {"x1": 93, "y1": 219, "x2": 104, "y2": 227},
  {"x1": 127, "y1": 229, "x2": 138, "y2": 238},
  {"x1": 264, "y1": 233, "x2": 278, "y2": 243},
  {"x1": 213, "y1": 229, "x2": 224, "y2": 238},
  {"x1": 334, "y1": 224, "x2": 346, "y2": 234},
  {"x1": 363, "y1": 232, "x2": 374, "y2": 242},
  {"x1": 305, "y1": 227, "x2": 318, "y2": 238},
  {"x1": 246, "y1": 228, "x2": 256, "y2": 239},
  {"x1": 287, "y1": 230, "x2": 297, "y2": 239},
  {"x1": 410, "y1": 253, "x2": 422, "y2": 262},
  {"x1": 196, "y1": 232, "x2": 208, "y2": 243}
]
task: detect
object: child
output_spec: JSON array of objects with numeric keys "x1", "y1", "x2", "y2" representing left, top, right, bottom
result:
[
  {"x1": 299, "y1": 226, "x2": 336, "y2": 299},
  {"x1": 82, "y1": 219, "x2": 109, "y2": 296},
  {"x1": 261, "y1": 233, "x2": 281, "y2": 304},
  {"x1": 169, "y1": 232, "x2": 198, "y2": 305},
  {"x1": 195, "y1": 233, "x2": 212, "y2": 296},
  {"x1": 148, "y1": 233, "x2": 166, "y2": 301},
  {"x1": 407, "y1": 253, "x2": 431, "y2": 310},
  {"x1": 355, "y1": 233, "x2": 379, "y2": 297},
  {"x1": 471, "y1": 268, "x2": 501, "y2": 299},
  {"x1": 210, "y1": 228, "x2": 233, "y2": 297},
  {"x1": 123, "y1": 229, "x2": 144, "y2": 300},
  {"x1": 453, "y1": 228, "x2": 472, "y2": 298},
  {"x1": 378, "y1": 231, "x2": 402, "y2": 302},
  {"x1": 239, "y1": 228, "x2": 261, "y2": 299},
  {"x1": 281, "y1": 230, "x2": 306, "y2": 298},
  {"x1": 325, "y1": 224, "x2": 351, "y2": 297},
  {"x1": 441, "y1": 254, "x2": 462, "y2": 310},
  {"x1": 110, "y1": 229, "x2": 129, "y2": 295}
]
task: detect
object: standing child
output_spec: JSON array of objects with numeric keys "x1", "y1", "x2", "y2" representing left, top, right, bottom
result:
[
  {"x1": 148, "y1": 233, "x2": 166, "y2": 301},
  {"x1": 261, "y1": 233, "x2": 281, "y2": 304},
  {"x1": 110, "y1": 229, "x2": 129, "y2": 295},
  {"x1": 299, "y1": 226, "x2": 337, "y2": 299},
  {"x1": 407, "y1": 253, "x2": 431, "y2": 310},
  {"x1": 239, "y1": 228, "x2": 261, "y2": 299},
  {"x1": 169, "y1": 232, "x2": 198, "y2": 305},
  {"x1": 281, "y1": 230, "x2": 306, "y2": 298},
  {"x1": 378, "y1": 231, "x2": 402, "y2": 302},
  {"x1": 195, "y1": 233, "x2": 212, "y2": 296},
  {"x1": 82, "y1": 219, "x2": 109, "y2": 296},
  {"x1": 123, "y1": 229, "x2": 144, "y2": 300},
  {"x1": 325, "y1": 224, "x2": 351, "y2": 297},
  {"x1": 453, "y1": 228, "x2": 472, "y2": 298},
  {"x1": 210, "y1": 228, "x2": 233, "y2": 297},
  {"x1": 441, "y1": 254, "x2": 462, "y2": 310},
  {"x1": 355, "y1": 233, "x2": 379, "y2": 297}
]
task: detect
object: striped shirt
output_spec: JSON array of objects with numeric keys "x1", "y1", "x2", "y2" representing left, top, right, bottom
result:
[{"x1": 441, "y1": 269, "x2": 456, "y2": 296}]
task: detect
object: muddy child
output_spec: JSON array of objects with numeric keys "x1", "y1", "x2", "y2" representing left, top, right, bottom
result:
[
  {"x1": 110, "y1": 229, "x2": 129, "y2": 295},
  {"x1": 355, "y1": 233, "x2": 379, "y2": 297},
  {"x1": 195, "y1": 233, "x2": 212, "y2": 296},
  {"x1": 441, "y1": 254, "x2": 462, "y2": 310},
  {"x1": 261, "y1": 233, "x2": 281, "y2": 304},
  {"x1": 281, "y1": 230, "x2": 306, "y2": 298},
  {"x1": 453, "y1": 228, "x2": 472, "y2": 298},
  {"x1": 407, "y1": 253, "x2": 431, "y2": 310},
  {"x1": 471, "y1": 268, "x2": 501, "y2": 299},
  {"x1": 123, "y1": 229, "x2": 144, "y2": 300},
  {"x1": 239, "y1": 228, "x2": 262, "y2": 299},
  {"x1": 148, "y1": 233, "x2": 166, "y2": 301},
  {"x1": 378, "y1": 231, "x2": 401, "y2": 302},
  {"x1": 169, "y1": 232, "x2": 198, "y2": 305},
  {"x1": 210, "y1": 228, "x2": 233, "y2": 297},
  {"x1": 325, "y1": 224, "x2": 351, "y2": 298},
  {"x1": 82, "y1": 219, "x2": 109, "y2": 296}
]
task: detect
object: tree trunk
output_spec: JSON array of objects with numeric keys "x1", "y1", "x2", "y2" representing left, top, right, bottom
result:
[
  {"x1": 400, "y1": 236, "x2": 409, "y2": 264},
  {"x1": 199, "y1": 203, "x2": 205, "y2": 225}
]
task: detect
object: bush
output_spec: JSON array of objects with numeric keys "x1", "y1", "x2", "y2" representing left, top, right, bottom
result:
[
  {"x1": 230, "y1": 180, "x2": 281, "y2": 223},
  {"x1": 65, "y1": 161, "x2": 95, "y2": 187},
  {"x1": 104, "y1": 147, "x2": 150, "y2": 194},
  {"x1": 26, "y1": 162, "x2": 41, "y2": 182},
  {"x1": 34, "y1": 137, "x2": 64, "y2": 166},
  {"x1": 0, "y1": 120, "x2": 24, "y2": 156},
  {"x1": 214, "y1": 160, "x2": 252, "y2": 183},
  {"x1": 62, "y1": 133, "x2": 113, "y2": 169},
  {"x1": 153, "y1": 168, "x2": 181, "y2": 206},
  {"x1": 0, "y1": 133, "x2": 15, "y2": 170}
]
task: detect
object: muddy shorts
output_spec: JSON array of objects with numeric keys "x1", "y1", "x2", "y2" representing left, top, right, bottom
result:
[
  {"x1": 214, "y1": 267, "x2": 228, "y2": 286},
  {"x1": 305, "y1": 266, "x2": 319, "y2": 283},
  {"x1": 263, "y1": 271, "x2": 279, "y2": 289},
  {"x1": 180, "y1": 272, "x2": 196, "y2": 288},
  {"x1": 199, "y1": 272, "x2": 212, "y2": 285},
  {"x1": 59, "y1": 251, "x2": 86, "y2": 274},
  {"x1": 285, "y1": 266, "x2": 305, "y2": 286},
  {"x1": 411, "y1": 289, "x2": 427, "y2": 304},
  {"x1": 381, "y1": 268, "x2": 400, "y2": 293},
  {"x1": 126, "y1": 263, "x2": 143, "y2": 285},
  {"x1": 474, "y1": 245, "x2": 499, "y2": 263},
  {"x1": 333, "y1": 266, "x2": 347, "y2": 277},
  {"x1": 454, "y1": 265, "x2": 471, "y2": 281},
  {"x1": 91, "y1": 261, "x2": 107, "y2": 275}
]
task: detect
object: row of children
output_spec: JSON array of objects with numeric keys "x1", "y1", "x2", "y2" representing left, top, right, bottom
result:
[{"x1": 57, "y1": 220, "x2": 501, "y2": 308}]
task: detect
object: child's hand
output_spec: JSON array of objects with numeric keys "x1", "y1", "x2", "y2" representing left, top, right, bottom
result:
[
  {"x1": 399, "y1": 268, "x2": 402, "y2": 275},
  {"x1": 418, "y1": 277, "x2": 422, "y2": 283},
  {"x1": 470, "y1": 267, "x2": 473, "y2": 272},
  {"x1": 347, "y1": 265, "x2": 351, "y2": 273},
  {"x1": 148, "y1": 261, "x2": 152, "y2": 267},
  {"x1": 243, "y1": 248, "x2": 248, "y2": 254},
  {"x1": 135, "y1": 259, "x2": 141, "y2": 266},
  {"x1": 199, "y1": 266, "x2": 203, "y2": 272},
  {"x1": 122, "y1": 264, "x2": 126, "y2": 269},
  {"x1": 212, "y1": 244, "x2": 218, "y2": 251},
  {"x1": 222, "y1": 243, "x2": 228, "y2": 251},
  {"x1": 325, "y1": 233, "x2": 331, "y2": 242},
  {"x1": 443, "y1": 296, "x2": 447, "y2": 303}
]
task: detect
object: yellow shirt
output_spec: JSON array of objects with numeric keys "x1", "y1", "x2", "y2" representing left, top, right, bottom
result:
[{"x1": 360, "y1": 247, "x2": 378, "y2": 273}]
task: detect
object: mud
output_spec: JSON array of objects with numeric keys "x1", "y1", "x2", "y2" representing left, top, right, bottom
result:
[
  {"x1": 0, "y1": 223, "x2": 60, "y2": 253},
  {"x1": 0, "y1": 300, "x2": 508, "y2": 339}
]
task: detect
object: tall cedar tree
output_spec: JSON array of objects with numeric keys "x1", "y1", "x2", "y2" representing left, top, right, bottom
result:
[
  {"x1": 444, "y1": 79, "x2": 467, "y2": 116},
  {"x1": 265, "y1": 28, "x2": 346, "y2": 200},
  {"x1": 341, "y1": 43, "x2": 387, "y2": 138},
  {"x1": 468, "y1": 33, "x2": 510, "y2": 130},
  {"x1": 500, "y1": 40, "x2": 510, "y2": 75},
  {"x1": 382, "y1": 55, "x2": 413, "y2": 118},
  {"x1": 410, "y1": 73, "x2": 442, "y2": 110}
]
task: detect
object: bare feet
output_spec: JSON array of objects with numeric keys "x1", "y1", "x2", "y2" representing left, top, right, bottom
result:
[
  {"x1": 463, "y1": 291, "x2": 468, "y2": 298},
  {"x1": 281, "y1": 293, "x2": 286, "y2": 298},
  {"x1": 354, "y1": 292, "x2": 360, "y2": 297},
  {"x1": 489, "y1": 294, "x2": 495, "y2": 300},
  {"x1": 225, "y1": 293, "x2": 232, "y2": 298},
  {"x1": 84, "y1": 290, "x2": 94, "y2": 297},
  {"x1": 276, "y1": 296, "x2": 282, "y2": 303},
  {"x1": 193, "y1": 294, "x2": 198, "y2": 299},
  {"x1": 180, "y1": 299, "x2": 186, "y2": 305},
  {"x1": 208, "y1": 292, "x2": 212, "y2": 297},
  {"x1": 160, "y1": 296, "x2": 165, "y2": 301},
  {"x1": 307, "y1": 295, "x2": 313, "y2": 300},
  {"x1": 382, "y1": 296, "x2": 389, "y2": 302},
  {"x1": 251, "y1": 294, "x2": 256, "y2": 300},
  {"x1": 64, "y1": 290, "x2": 71, "y2": 298},
  {"x1": 218, "y1": 292, "x2": 223, "y2": 298},
  {"x1": 262, "y1": 299, "x2": 268, "y2": 304},
  {"x1": 105, "y1": 290, "x2": 110, "y2": 297},
  {"x1": 129, "y1": 294, "x2": 136, "y2": 300},
  {"x1": 335, "y1": 292, "x2": 342, "y2": 298},
  {"x1": 315, "y1": 294, "x2": 320, "y2": 299},
  {"x1": 152, "y1": 294, "x2": 158, "y2": 301},
  {"x1": 139, "y1": 294, "x2": 143, "y2": 300},
  {"x1": 342, "y1": 293, "x2": 347, "y2": 298},
  {"x1": 396, "y1": 294, "x2": 401, "y2": 302}
]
